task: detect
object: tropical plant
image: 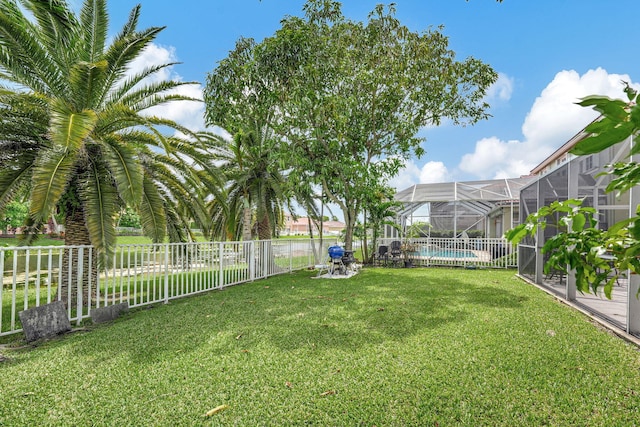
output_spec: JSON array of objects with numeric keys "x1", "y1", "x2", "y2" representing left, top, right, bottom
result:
[
  {"x1": 0, "y1": 0, "x2": 219, "y2": 305},
  {"x1": 116, "y1": 207, "x2": 141, "y2": 229},
  {"x1": 0, "y1": 200, "x2": 28, "y2": 235},
  {"x1": 206, "y1": 130, "x2": 287, "y2": 241},
  {"x1": 362, "y1": 189, "x2": 401, "y2": 264},
  {"x1": 506, "y1": 82, "x2": 640, "y2": 298},
  {"x1": 204, "y1": 38, "x2": 289, "y2": 241}
]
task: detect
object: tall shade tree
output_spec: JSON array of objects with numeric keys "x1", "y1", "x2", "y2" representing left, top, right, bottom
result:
[
  {"x1": 258, "y1": 0, "x2": 498, "y2": 250},
  {"x1": 0, "y1": 0, "x2": 218, "y2": 305},
  {"x1": 204, "y1": 37, "x2": 288, "y2": 241}
]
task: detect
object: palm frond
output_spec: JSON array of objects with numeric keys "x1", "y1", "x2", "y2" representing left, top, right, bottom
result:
[
  {"x1": 99, "y1": 134, "x2": 143, "y2": 206},
  {"x1": 0, "y1": 2, "x2": 65, "y2": 93},
  {"x1": 21, "y1": 0, "x2": 78, "y2": 51},
  {"x1": 104, "y1": 62, "x2": 181, "y2": 106},
  {"x1": 113, "y1": 4, "x2": 140, "y2": 41},
  {"x1": 49, "y1": 99, "x2": 97, "y2": 150},
  {"x1": 164, "y1": 199, "x2": 189, "y2": 243},
  {"x1": 118, "y1": 81, "x2": 202, "y2": 112},
  {"x1": 82, "y1": 156, "x2": 118, "y2": 268},
  {"x1": 30, "y1": 146, "x2": 78, "y2": 223},
  {"x1": 69, "y1": 59, "x2": 108, "y2": 110},
  {"x1": 101, "y1": 26, "x2": 165, "y2": 96},
  {"x1": 79, "y1": 0, "x2": 108, "y2": 63},
  {"x1": 139, "y1": 176, "x2": 166, "y2": 243},
  {"x1": 0, "y1": 164, "x2": 32, "y2": 212},
  {"x1": 145, "y1": 160, "x2": 210, "y2": 235},
  {"x1": 94, "y1": 104, "x2": 145, "y2": 135}
]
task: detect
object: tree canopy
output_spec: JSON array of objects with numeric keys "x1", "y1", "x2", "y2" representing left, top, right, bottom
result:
[{"x1": 205, "y1": 0, "x2": 498, "y2": 248}]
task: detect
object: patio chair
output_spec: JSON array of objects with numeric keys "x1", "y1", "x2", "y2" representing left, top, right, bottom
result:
[
  {"x1": 389, "y1": 240, "x2": 402, "y2": 267},
  {"x1": 374, "y1": 245, "x2": 389, "y2": 266}
]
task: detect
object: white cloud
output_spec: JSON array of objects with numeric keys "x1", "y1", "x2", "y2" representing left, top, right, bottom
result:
[
  {"x1": 390, "y1": 160, "x2": 451, "y2": 190},
  {"x1": 486, "y1": 72, "x2": 514, "y2": 102},
  {"x1": 420, "y1": 161, "x2": 451, "y2": 183},
  {"x1": 458, "y1": 68, "x2": 635, "y2": 179},
  {"x1": 125, "y1": 43, "x2": 207, "y2": 133},
  {"x1": 126, "y1": 43, "x2": 176, "y2": 83}
]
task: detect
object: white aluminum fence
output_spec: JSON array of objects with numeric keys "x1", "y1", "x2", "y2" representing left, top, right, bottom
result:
[
  {"x1": 0, "y1": 238, "x2": 335, "y2": 337},
  {"x1": 377, "y1": 237, "x2": 516, "y2": 269}
]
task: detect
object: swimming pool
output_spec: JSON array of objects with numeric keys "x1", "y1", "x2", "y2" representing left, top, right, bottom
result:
[{"x1": 419, "y1": 248, "x2": 478, "y2": 259}]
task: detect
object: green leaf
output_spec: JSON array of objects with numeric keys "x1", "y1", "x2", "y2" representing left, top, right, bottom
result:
[
  {"x1": 571, "y1": 213, "x2": 585, "y2": 232},
  {"x1": 608, "y1": 217, "x2": 634, "y2": 234},
  {"x1": 29, "y1": 146, "x2": 78, "y2": 223},
  {"x1": 576, "y1": 96, "x2": 628, "y2": 120},
  {"x1": 139, "y1": 176, "x2": 166, "y2": 244},
  {"x1": 49, "y1": 100, "x2": 97, "y2": 150},
  {"x1": 571, "y1": 122, "x2": 634, "y2": 155},
  {"x1": 603, "y1": 276, "x2": 616, "y2": 300},
  {"x1": 82, "y1": 159, "x2": 118, "y2": 269},
  {"x1": 101, "y1": 135, "x2": 143, "y2": 207}
]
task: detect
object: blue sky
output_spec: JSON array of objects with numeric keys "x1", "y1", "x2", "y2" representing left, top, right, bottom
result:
[{"x1": 106, "y1": 0, "x2": 639, "y2": 190}]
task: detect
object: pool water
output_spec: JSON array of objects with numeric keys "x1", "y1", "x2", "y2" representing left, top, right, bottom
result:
[{"x1": 420, "y1": 248, "x2": 477, "y2": 259}]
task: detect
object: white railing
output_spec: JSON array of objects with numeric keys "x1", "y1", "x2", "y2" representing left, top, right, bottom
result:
[
  {"x1": 0, "y1": 238, "x2": 335, "y2": 337},
  {"x1": 376, "y1": 237, "x2": 516, "y2": 268}
]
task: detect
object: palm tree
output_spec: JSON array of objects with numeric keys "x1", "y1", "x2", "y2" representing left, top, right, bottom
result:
[
  {"x1": 208, "y1": 130, "x2": 287, "y2": 241},
  {"x1": 0, "y1": 0, "x2": 219, "y2": 306}
]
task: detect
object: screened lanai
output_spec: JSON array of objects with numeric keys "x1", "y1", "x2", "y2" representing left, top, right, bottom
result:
[
  {"x1": 518, "y1": 135, "x2": 640, "y2": 337},
  {"x1": 391, "y1": 177, "x2": 537, "y2": 239}
]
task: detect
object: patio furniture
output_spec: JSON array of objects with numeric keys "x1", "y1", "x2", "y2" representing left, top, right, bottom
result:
[
  {"x1": 390, "y1": 240, "x2": 402, "y2": 267},
  {"x1": 374, "y1": 245, "x2": 389, "y2": 266}
]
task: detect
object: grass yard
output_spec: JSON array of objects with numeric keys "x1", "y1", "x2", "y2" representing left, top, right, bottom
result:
[
  {"x1": 1, "y1": 268, "x2": 639, "y2": 426},
  {"x1": 0, "y1": 235, "x2": 198, "y2": 246}
]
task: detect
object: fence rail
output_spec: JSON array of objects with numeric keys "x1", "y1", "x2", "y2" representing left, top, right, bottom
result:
[
  {"x1": 376, "y1": 237, "x2": 516, "y2": 269},
  {"x1": 1, "y1": 238, "x2": 336, "y2": 337}
]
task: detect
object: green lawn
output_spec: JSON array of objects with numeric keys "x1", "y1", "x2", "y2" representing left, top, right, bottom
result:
[
  {"x1": 0, "y1": 235, "x2": 202, "y2": 246},
  {"x1": 0, "y1": 236, "x2": 65, "y2": 247},
  {"x1": 1, "y1": 268, "x2": 639, "y2": 426}
]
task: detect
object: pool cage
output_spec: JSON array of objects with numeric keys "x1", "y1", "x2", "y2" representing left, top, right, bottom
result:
[
  {"x1": 517, "y1": 135, "x2": 640, "y2": 336},
  {"x1": 391, "y1": 177, "x2": 536, "y2": 239},
  {"x1": 387, "y1": 177, "x2": 536, "y2": 268}
]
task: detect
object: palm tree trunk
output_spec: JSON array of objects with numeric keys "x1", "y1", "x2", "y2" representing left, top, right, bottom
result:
[
  {"x1": 242, "y1": 201, "x2": 252, "y2": 241},
  {"x1": 57, "y1": 208, "x2": 96, "y2": 310},
  {"x1": 257, "y1": 214, "x2": 271, "y2": 241}
]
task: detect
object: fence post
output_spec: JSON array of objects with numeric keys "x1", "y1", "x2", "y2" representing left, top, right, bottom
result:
[
  {"x1": 0, "y1": 252, "x2": 4, "y2": 333},
  {"x1": 219, "y1": 242, "x2": 224, "y2": 289},
  {"x1": 87, "y1": 248, "x2": 92, "y2": 313},
  {"x1": 249, "y1": 241, "x2": 255, "y2": 281},
  {"x1": 76, "y1": 247, "x2": 84, "y2": 325},
  {"x1": 263, "y1": 241, "x2": 269, "y2": 277},
  {"x1": 209, "y1": 242, "x2": 216, "y2": 289},
  {"x1": 289, "y1": 240, "x2": 293, "y2": 272},
  {"x1": 164, "y1": 243, "x2": 170, "y2": 304}
]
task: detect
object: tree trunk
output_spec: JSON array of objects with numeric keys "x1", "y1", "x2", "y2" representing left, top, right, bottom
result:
[
  {"x1": 362, "y1": 210, "x2": 369, "y2": 264},
  {"x1": 257, "y1": 214, "x2": 271, "y2": 241},
  {"x1": 242, "y1": 204, "x2": 252, "y2": 241},
  {"x1": 343, "y1": 206, "x2": 357, "y2": 251},
  {"x1": 57, "y1": 208, "x2": 97, "y2": 310}
]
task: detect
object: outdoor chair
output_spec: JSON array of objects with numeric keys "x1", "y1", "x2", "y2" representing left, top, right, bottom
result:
[
  {"x1": 375, "y1": 245, "x2": 389, "y2": 266},
  {"x1": 389, "y1": 240, "x2": 402, "y2": 267}
]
